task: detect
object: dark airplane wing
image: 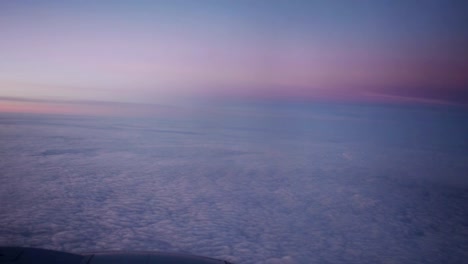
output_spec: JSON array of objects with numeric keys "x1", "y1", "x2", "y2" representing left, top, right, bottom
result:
[{"x1": 0, "y1": 247, "x2": 233, "y2": 264}]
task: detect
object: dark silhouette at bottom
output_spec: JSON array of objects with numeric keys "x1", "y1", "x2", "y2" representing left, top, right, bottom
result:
[{"x1": 0, "y1": 247, "x2": 233, "y2": 264}]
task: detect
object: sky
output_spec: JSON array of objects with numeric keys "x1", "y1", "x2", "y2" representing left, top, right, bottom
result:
[
  {"x1": 1, "y1": 2, "x2": 468, "y2": 263},
  {"x1": 1, "y1": 0, "x2": 468, "y2": 112}
]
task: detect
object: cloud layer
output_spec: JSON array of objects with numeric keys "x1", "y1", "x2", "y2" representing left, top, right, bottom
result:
[{"x1": 1, "y1": 103, "x2": 467, "y2": 264}]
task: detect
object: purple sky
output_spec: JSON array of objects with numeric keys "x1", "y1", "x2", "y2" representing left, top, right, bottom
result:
[{"x1": 1, "y1": 0, "x2": 467, "y2": 113}]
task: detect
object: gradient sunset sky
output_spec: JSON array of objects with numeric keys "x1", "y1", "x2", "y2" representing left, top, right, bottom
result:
[{"x1": 1, "y1": 0, "x2": 468, "y2": 112}]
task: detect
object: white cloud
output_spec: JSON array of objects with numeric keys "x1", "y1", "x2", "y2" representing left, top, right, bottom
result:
[{"x1": 1, "y1": 105, "x2": 467, "y2": 263}]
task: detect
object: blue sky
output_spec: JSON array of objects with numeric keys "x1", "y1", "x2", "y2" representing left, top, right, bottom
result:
[{"x1": 1, "y1": 0, "x2": 467, "y2": 114}]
